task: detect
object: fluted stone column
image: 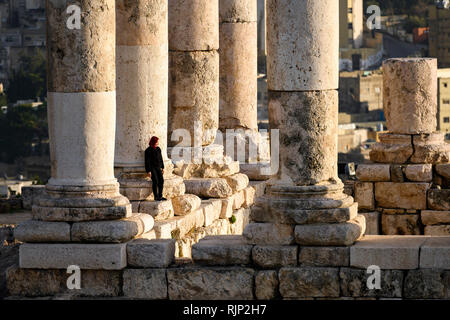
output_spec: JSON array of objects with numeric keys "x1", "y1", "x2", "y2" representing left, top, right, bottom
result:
[
  {"x1": 243, "y1": 0, "x2": 365, "y2": 246},
  {"x1": 115, "y1": 0, "x2": 185, "y2": 211},
  {"x1": 168, "y1": 0, "x2": 219, "y2": 148}
]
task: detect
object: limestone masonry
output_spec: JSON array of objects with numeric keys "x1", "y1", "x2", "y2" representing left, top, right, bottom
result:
[{"x1": 3, "y1": 0, "x2": 449, "y2": 300}]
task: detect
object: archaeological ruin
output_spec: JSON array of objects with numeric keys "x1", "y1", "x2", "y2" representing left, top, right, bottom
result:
[{"x1": 1, "y1": 0, "x2": 449, "y2": 300}]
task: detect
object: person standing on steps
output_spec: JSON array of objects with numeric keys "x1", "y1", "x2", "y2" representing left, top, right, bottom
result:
[{"x1": 145, "y1": 136, "x2": 166, "y2": 201}]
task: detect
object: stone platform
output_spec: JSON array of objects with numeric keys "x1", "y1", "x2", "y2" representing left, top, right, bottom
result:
[{"x1": 5, "y1": 235, "x2": 450, "y2": 300}]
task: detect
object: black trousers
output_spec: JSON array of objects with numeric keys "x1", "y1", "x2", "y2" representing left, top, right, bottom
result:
[{"x1": 150, "y1": 168, "x2": 164, "y2": 199}]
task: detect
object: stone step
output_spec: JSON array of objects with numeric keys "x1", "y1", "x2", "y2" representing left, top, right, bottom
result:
[
  {"x1": 172, "y1": 194, "x2": 201, "y2": 216},
  {"x1": 127, "y1": 239, "x2": 175, "y2": 268},
  {"x1": 191, "y1": 235, "x2": 253, "y2": 266},
  {"x1": 350, "y1": 235, "x2": 430, "y2": 269},
  {"x1": 184, "y1": 178, "x2": 233, "y2": 198},
  {"x1": 19, "y1": 243, "x2": 127, "y2": 270},
  {"x1": 294, "y1": 214, "x2": 366, "y2": 246},
  {"x1": 138, "y1": 200, "x2": 174, "y2": 221}
]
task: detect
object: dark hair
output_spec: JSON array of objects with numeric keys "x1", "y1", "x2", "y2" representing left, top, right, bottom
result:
[{"x1": 149, "y1": 136, "x2": 159, "y2": 148}]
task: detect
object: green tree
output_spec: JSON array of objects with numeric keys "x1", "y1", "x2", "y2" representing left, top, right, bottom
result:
[
  {"x1": 0, "y1": 103, "x2": 48, "y2": 163},
  {"x1": 6, "y1": 49, "x2": 47, "y2": 103}
]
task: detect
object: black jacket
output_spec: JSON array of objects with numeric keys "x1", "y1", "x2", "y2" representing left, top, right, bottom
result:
[{"x1": 145, "y1": 147, "x2": 164, "y2": 172}]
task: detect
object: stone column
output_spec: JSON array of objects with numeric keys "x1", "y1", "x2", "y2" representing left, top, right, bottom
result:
[
  {"x1": 219, "y1": 0, "x2": 270, "y2": 179},
  {"x1": 115, "y1": 0, "x2": 185, "y2": 218},
  {"x1": 244, "y1": 0, "x2": 365, "y2": 246},
  {"x1": 371, "y1": 58, "x2": 450, "y2": 164},
  {"x1": 12, "y1": 0, "x2": 156, "y2": 271},
  {"x1": 43, "y1": 0, "x2": 130, "y2": 219},
  {"x1": 168, "y1": 0, "x2": 219, "y2": 148},
  {"x1": 219, "y1": 0, "x2": 258, "y2": 132}
]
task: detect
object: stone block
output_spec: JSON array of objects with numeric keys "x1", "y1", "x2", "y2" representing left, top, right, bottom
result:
[
  {"x1": 250, "y1": 201, "x2": 358, "y2": 225},
  {"x1": 421, "y1": 210, "x2": 450, "y2": 225},
  {"x1": 411, "y1": 133, "x2": 450, "y2": 164},
  {"x1": 350, "y1": 235, "x2": 428, "y2": 269},
  {"x1": 436, "y1": 164, "x2": 450, "y2": 179},
  {"x1": 172, "y1": 194, "x2": 201, "y2": 216},
  {"x1": 14, "y1": 220, "x2": 71, "y2": 243},
  {"x1": 19, "y1": 243, "x2": 127, "y2": 270},
  {"x1": 381, "y1": 214, "x2": 421, "y2": 235},
  {"x1": 420, "y1": 237, "x2": 450, "y2": 269},
  {"x1": 356, "y1": 164, "x2": 390, "y2": 182},
  {"x1": 71, "y1": 213, "x2": 154, "y2": 243},
  {"x1": 21, "y1": 185, "x2": 47, "y2": 210},
  {"x1": 123, "y1": 269, "x2": 167, "y2": 299},
  {"x1": 339, "y1": 268, "x2": 403, "y2": 298},
  {"x1": 252, "y1": 246, "x2": 297, "y2": 269},
  {"x1": 375, "y1": 182, "x2": 429, "y2": 210},
  {"x1": 139, "y1": 200, "x2": 174, "y2": 221},
  {"x1": 279, "y1": 267, "x2": 340, "y2": 298},
  {"x1": 255, "y1": 271, "x2": 279, "y2": 300},
  {"x1": 184, "y1": 178, "x2": 233, "y2": 198},
  {"x1": 354, "y1": 182, "x2": 374, "y2": 210},
  {"x1": 232, "y1": 190, "x2": 245, "y2": 210},
  {"x1": 239, "y1": 164, "x2": 271, "y2": 181},
  {"x1": 167, "y1": 267, "x2": 254, "y2": 300},
  {"x1": 192, "y1": 235, "x2": 253, "y2": 265},
  {"x1": 404, "y1": 164, "x2": 433, "y2": 182},
  {"x1": 225, "y1": 173, "x2": 249, "y2": 193},
  {"x1": 201, "y1": 199, "x2": 222, "y2": 227},
  {"x1": 298, "y1": 247, "x2": 349, "y2": 267},
  {"x1": 174, "y1": 209, "x2": 205, "y2": 238},
  {"x1": 249, "y1": 181, "x2": 267, "y2": 197},
  {"x1": 404, "y1": 269, "x2": 449, "y2": 299},
  {"x1": 360, "y1": 212, "x2": 380, "y2": 235},
  {"x1": 220, "y1": 197, "x2": 234, "y2": 219},
  {"x1": 153, "y1": 219, "x2": 178, "y2": 239},
  {"x1": 369, "y1": 134, "x2": 414, "y2": 164},
  {"x1": 243, "y1": 223, "x2": 295, "y2": 245},
  {"x1": 294, "y1": 215, "x2": 365, "y2": 246},
  {"x1": 229, "y1": 208, "x2": 250, "y2": 234},
  {"x1": 428, "y1": 189, "x2": 450, "y2": 211},
  {"x1": 425, "y1": 225, "x2": 450, "y2": 236},
  {"x1": 390, "y1": 165, "x2": 405, "y2": 182},
  {"x1": 6, "y1": 266, "x2": 121, "y2": 297},
  {"x1": 127, "y1": 239, "x2": 175, "y2": 268},
  {"x1": 243, "y1": 186, "x2": 256, "y2": 208},
  {"x1": 32, "y1": 204, "x2": 132, "y2": 222}
]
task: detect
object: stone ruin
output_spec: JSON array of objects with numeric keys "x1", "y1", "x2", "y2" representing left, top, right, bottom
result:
[
  {"x1": 352, "y1": 58, "x2": 450, "y2": 236},
  {"x1": 4, "y1": 0, "x2": 450, "y2": 300}
]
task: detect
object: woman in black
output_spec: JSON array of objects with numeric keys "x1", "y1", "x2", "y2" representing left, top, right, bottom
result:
[{"x1": 145, "y1": 136, "x2": 166, "y2": 201}]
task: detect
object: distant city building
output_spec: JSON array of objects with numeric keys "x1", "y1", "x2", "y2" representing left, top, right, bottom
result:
[
  {"x1": 0, "y1": 0, "x2": 45, "y2": 87},
  {"x1": 339, "y1": 69, "x2": 383, "y2": 114},
  {"x1": 339, "y1": 0, "x2": 363, "y2": 49},
  {"x1": 437, "y1": 69, "x2": 450, "y2": 139},
  {"x1": 338, "y1": 0, "x2": 383, "y2": 71},
  {"x1": 429, "y1": 4, "x2": 450, "y2": 68}
]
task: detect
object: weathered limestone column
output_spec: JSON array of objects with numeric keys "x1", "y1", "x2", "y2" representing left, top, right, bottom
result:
[
  {"x1": 219, "y1": 0, "x2": 258, "y2": 132},
  {"x1": 43, "y1": 0, "x2": 129, "y2": 218},
  {"x1": 168, "y1": 0, "x2": 219, "y2": 148},
  {"x1": 114, "y1": 0, "x2": 185, "y2": 217},
  {"x1": 244, "y1": 0, "x2": 365, "y2": 246},
  {"x1": 371, "y1": 58, "x2": 450, "y2": 164},
  {"x1": 219, "y1": 0, "x2": 270, "y2": 179},
  {"x1": 11, "y1": 0, "x2": 156, "y2": 272}
]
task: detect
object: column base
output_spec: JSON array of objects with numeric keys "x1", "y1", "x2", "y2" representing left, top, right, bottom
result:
[
  {"x1": 243, "y1": 181, "x2": 365, "y2": 246},
  {"x1": 33, "y1": 183, "x2": 132, "y2": 222},
  {"x1": 370, "y1": 132, "x2": 450, "y2": 164}
]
